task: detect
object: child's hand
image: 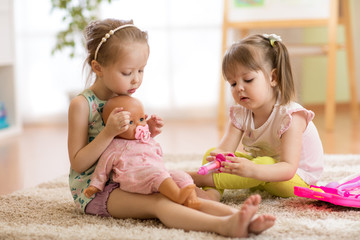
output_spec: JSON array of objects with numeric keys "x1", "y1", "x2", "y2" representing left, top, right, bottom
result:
[
  {"x1": 205, "y1": 152, "x2": 218, "y2": 163},
  {"x1": 105, "y1": 107, "x2": 131, "y2": 137},
  {"x1": 146, "y1": 114, "x2": 164, "y2": 138},
  {"x1": 219, "y1": 156, "x2": 254, "y2": 177},
  {"x1": 206, "y1": 151, "x2": 233, "y2": 163}
]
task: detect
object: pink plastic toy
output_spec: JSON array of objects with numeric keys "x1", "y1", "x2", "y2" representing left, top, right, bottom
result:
[
  {"x1": 294, "y1": 173, "x2": 360, "y2": 208},
  {"x1": 197, "y1": 153, "x2": 235, "y2": 175},
  {"x1": 135, "y1": 125, "x2": 151, "y2": 143}
]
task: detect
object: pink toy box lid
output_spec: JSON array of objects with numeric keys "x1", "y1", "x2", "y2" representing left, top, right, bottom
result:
[{"x1": 294, "y1": 173, "x2": 360, "y2": 208}]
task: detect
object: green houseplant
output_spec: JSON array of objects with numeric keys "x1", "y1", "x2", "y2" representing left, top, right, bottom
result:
[{"x1": 50, "y1": 0, "x2": 112, "y2": 57}]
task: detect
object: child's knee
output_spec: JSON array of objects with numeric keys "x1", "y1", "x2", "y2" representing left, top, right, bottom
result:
[{"x1": 202, "y1": 187, "x2": 224, "y2": 201}]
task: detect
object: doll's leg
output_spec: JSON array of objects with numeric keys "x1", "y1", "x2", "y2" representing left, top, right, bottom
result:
[
  {"x1": 170, "y1": 169, "x2": 201, "y2": 209},
  {"x1": 107, "y1": 189, "x2": 274, "y2": 237},
  {"x1": 158, "y1": 178, "x2": 195, "y2": 205}
]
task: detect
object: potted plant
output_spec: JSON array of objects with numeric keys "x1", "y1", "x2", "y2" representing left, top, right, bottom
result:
[{"x1": 50, "y1": 0, "x2": 112, "y2": 57}]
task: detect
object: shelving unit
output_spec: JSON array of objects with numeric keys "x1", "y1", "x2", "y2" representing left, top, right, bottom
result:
[{"x1": 0, "y1": 0, "x2": 21, "y2": 139}]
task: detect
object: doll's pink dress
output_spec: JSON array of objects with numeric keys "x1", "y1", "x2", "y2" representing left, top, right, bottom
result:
[{"x1": 89, "y1": 137, "x2": 194, "y2": 194}]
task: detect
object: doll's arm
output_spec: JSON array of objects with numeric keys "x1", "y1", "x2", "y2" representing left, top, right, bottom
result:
[
  {"x1": 146, "y1": 114, "x2": 164, "y2": 138},
  {"x1": 86, "y1": 146, "x2": 117, "y2": 194}
]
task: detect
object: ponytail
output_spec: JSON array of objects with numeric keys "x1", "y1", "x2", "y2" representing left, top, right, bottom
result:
[{"x1": 272, "y1": 40, "x2": 295, "y2": 105}]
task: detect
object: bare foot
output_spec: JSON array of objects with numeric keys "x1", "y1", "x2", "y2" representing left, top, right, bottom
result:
[
  {"x1": 221, "y1": 194, "x2": 261, "y2": 238},
  {"x1": 249, "y1": 214, "x2": 276, "y2": 234},
  {"x1": 84, "y1": 186, "x2": 100, "y2": 198},
  {"x1": 184, "y1": 189, "x2": 201, "y2": 209}
]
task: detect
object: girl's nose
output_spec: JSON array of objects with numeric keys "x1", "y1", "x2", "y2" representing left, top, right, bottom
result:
[
  {"x1": 131, "y1": 72, "x2": 140, "y2": 84},
  {"x1": 236, "y1": 83, "x2": 245, "y2": 92}
]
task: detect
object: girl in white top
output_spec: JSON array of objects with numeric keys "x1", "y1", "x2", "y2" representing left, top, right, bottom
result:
[{"x1": 190, "y1": 34, "x2": 324, "y2": 201}]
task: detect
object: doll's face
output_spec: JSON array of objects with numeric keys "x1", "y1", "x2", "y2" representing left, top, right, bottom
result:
[{"x1": 102, "y1": 95, "x2": 147, "y2": 140}]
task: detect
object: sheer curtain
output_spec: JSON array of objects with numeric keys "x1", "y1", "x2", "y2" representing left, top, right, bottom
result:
[{"x1": 14, "y1": 0, "x2": 223, "y2": 123}]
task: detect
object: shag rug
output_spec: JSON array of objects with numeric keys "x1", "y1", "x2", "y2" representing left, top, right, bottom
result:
[{"x1": 1, "y1": 154, "x2": 360, "y2": 240}]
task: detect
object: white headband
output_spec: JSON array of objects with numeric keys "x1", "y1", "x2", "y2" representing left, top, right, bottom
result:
[{"x1": 94, "y1": 24, "x2": 137, "y2": 61}]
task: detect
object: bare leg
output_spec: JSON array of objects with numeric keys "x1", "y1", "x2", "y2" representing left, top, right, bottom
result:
[
  {"x1": 195, "y1": 188, "x2": 221, "y2": 202},
  {"x1": 197, "y1": 198, "x2": 236, "y2": 216},
  {"x1": 189, "y1": 172, "x2": 221, "y2": 201},
  {"x1": 194, "y1": 187, "x2": 212, "y2": 200},
  {"x1": 107, "y1": 189, "x2": 273, "y2": 238},
  {"x1": 188, "y1": 171, "x2": 215, "y2": 188}
]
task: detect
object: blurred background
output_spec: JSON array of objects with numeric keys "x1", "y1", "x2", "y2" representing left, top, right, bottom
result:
[{"x1": 7, "y1": 0, "x2": 360, "y2": 124}]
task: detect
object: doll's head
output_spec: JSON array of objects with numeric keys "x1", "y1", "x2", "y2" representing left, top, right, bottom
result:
[{"x1": 102, "y1": 95, "x2": 149, "y2": 141}]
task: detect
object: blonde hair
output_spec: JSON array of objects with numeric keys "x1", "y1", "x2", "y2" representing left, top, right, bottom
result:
[
  {"x1": 83, "y1": 18, "x2": 149, "y2": 87},
  {"x1": 222, "y1": 34, "x2": 295, "y2": 105}
]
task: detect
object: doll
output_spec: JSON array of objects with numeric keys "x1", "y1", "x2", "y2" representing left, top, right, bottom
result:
[{"x1": 84, "y1": 95, "x2": 200, "y2": 209}]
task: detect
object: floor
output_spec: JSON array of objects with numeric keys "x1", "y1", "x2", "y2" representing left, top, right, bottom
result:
[{"x1": 0, "y1": 107, "x2": 359, "y2": 195}]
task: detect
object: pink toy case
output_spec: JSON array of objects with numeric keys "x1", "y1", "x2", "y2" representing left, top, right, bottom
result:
[{"x1": 294, "y1": 173, "x2": 360, "y2": 208}]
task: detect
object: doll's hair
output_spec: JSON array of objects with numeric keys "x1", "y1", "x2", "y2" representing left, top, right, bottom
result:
[
  {"x1": 83, "y1": 18, "x2": 149, "y2": 87},
  {"x1": 222, "y1": 34, "x2": 295, "y2": 105}
]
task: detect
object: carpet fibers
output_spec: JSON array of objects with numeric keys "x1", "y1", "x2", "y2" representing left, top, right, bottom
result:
[{"x1": 1, "y1": 154, "x2": 360, "y2": 239}]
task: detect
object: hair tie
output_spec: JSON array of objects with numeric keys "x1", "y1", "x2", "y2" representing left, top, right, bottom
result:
[
  {"x1": 94, "y1": 24, "x2": 138, "y2": 61},
  {"x1": 263, "y1": 33, "x2": 282, "y2": 47}
]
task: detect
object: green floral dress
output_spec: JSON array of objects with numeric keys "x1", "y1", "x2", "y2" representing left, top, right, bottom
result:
[{"x1": 69, "y1": 89, "x2": 106, "y2": 212}]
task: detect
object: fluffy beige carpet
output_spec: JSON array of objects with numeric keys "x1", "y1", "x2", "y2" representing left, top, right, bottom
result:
[{"x1": 1, "y1": 154, "x2": 360, "y2": 240}]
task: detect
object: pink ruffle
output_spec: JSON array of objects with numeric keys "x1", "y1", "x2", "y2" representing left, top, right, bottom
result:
[
  {"x1": 278, "y1": 108, "x2": 315, "y2": 137},
  {"x1": 229, "y1": 105, "x2": 245, "y2": 130}
]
